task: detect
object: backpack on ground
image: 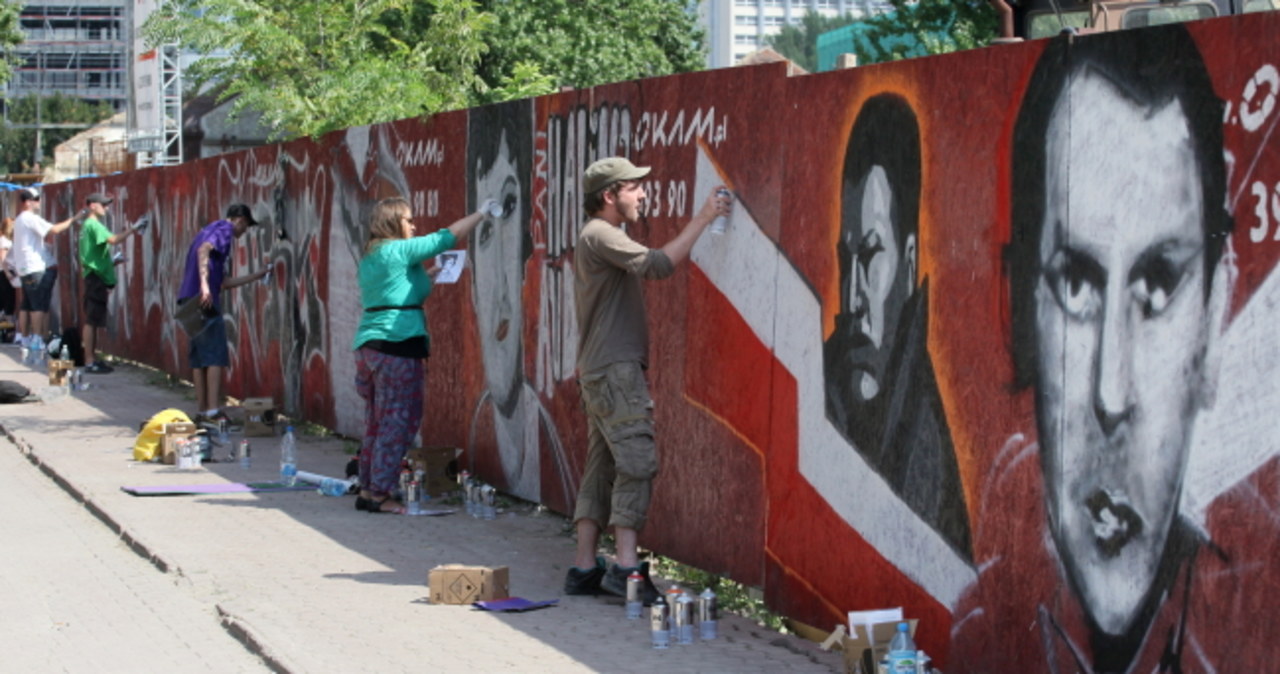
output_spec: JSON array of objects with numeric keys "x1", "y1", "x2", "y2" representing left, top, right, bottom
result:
[{"x1": 0, "y1": 380, "x2": 31, "y2": 403}]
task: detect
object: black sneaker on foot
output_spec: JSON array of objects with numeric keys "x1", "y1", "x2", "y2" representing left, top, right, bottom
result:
[
  {"x1": 85, "y1": 361, "x2": 114, "y2": 374},
  {"x1": 601, "y1": 561, "x2": 660, "y2": 605},
  {"x1": 564, "y1": 557, "x2": 607, "y2": 595}
]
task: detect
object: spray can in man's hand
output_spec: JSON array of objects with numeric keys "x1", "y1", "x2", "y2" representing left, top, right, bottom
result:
[{"x1": 709, "y1": 187, "x2": 733, "y2": 234}]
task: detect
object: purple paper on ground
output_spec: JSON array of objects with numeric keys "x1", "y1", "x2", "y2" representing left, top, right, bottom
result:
[
  {"x1": 472, "y1": 597, "x2": 559, "y2": 612},
  {"x1": 121, "y1": 483, "x2": 316, "y2": 496}
]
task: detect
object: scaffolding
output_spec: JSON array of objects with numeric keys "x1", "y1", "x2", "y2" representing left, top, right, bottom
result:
[{"x1": 6, "y1": 1, "x2": 129, "y2": 107}]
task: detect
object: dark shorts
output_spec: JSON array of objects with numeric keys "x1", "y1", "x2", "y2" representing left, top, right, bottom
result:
[
  {"x1": 20, "y1": 266, "x2": 57, "y2": 312},
  {"x1": 83, "y1": 273, "x2": 112, "y2": 327},
  {"x1": 188, "y1": 313, "x2": 230, "y2": 368}
]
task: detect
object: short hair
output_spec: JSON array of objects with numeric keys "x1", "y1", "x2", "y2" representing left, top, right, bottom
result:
[
  {"x1": 1006, "y1": 25, "x2": 1232, "y2": 389},
  {"x1": 468, "y1": 99, "x2": 533, "y2": 264},
  {"x1": 365, "y1": 197, "x2": 412, "y2": 253},
  {"x1": 836, "y1": 93, "x2": 921, "y2": 306},
  {"x1": 583, "y1": 181, "x2": 627, "y2": 216}
]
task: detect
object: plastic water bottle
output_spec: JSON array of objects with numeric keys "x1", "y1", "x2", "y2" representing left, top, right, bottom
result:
[
  {"x1": 279, "y1": 426, "x2": 298, "y2": 486},
  {"x1": 318, "y1": 477, "x2": 351, "y2": 497},
  {"x1": 886, "y1": 622, "x2": 918, "y2": 674},
  {"x1": 59, "y1": 343, "x2": 69, "y2": 361}
]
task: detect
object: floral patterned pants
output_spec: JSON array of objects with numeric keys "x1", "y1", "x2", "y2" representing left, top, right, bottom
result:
[{"x1": 355, "y1": 348, "x2": 424, "y2": 497}]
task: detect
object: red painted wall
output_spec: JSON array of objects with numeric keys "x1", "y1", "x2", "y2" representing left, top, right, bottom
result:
[{"x1": 44, "y1": 13, "x2": 1280, "y2": 669}]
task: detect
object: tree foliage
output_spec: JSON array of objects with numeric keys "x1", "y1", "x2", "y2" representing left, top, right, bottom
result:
[
  {"x1": 854, "y1": 0, "x2": 998, "y2": 65},
  {"x1": 766, "y1": 10, "x2": 863, "y2": 73},
  {"x1": 144, "y1": 0, "x2": 509, "y2": 140},
  {"x1": 0, "y1": 0, "x2": 23, "y2": 86},
  {"x1": 0, "y1": 95, "x2": 114, "y2": 173},
  {"x1": 474, "y1": 0, "x2": 704, "y2": 98},
  {"x1": 143, "y1": 0, "x2": 705, "y2": 141}
]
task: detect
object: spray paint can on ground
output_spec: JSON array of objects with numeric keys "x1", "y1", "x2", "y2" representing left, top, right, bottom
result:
[
  {"x1": 698, "y1": 587, "x2": 718, "y2": 640},
  {"x1": 480, "y1": 483, "x2": 496, "y2": 520},
  {"x1": 238, "y1": 439, "x2": 251, "y2": 468},
  {"x1": 650, "y1": 594, "x2": 670, "y2": 649},
  {"x1": 405, "y1": 480, "x2": 421, "y2": 515},
  {"x1": 675, "y1": 590, "x2": 695, "y2": 645},
  {"x1": 625, "y1": 570, "x2": 644, "y2": 619}
]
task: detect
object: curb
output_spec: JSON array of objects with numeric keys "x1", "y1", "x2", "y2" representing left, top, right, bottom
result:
[{"x1": 2, "y1": 421, "x2": 287, "y2": 672}]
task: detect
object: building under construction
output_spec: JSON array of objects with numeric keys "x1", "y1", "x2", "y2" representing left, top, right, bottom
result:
[{"x1": 6, "y1": 1, "x2": 128, "y2": 110}]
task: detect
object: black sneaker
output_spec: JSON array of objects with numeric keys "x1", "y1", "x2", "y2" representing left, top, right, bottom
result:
[
  {"x1": 564, "y1": 557, "x2": 607, "y2": 595},
  {"x1": 601, "y1": 561, "x2": 660, "y2": 606},
  {"x1": 85, "y1": 361, "x2": 114, "y2": 374}
]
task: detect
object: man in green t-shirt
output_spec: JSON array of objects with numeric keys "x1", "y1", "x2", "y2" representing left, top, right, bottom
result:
[{"x1": 78, "y1": 193, "x2": 142, "y2": 373}]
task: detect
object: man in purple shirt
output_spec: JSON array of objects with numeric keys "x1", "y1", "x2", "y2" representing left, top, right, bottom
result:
[{"x1": 177, "y1": 203, "x2": 268, "y2": 422}]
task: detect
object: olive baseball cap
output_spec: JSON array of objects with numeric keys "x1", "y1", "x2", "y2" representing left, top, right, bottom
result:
[{"x1": 582, "y1": 157, "x2": 650, "y2": 195}]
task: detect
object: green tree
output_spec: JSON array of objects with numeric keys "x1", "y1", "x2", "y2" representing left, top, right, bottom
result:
[
  {"x1": 144, "y1": 0, "x2": 516, "y2": 140},
  {"x1": 0, "y1": 0, "x2": 23, "y2": 86},
  {"x1": 854, "y1": 0, "x2": 998, "y2": 65},
  {"x1": 144, "y1": 0, "x2": 705, "y2": 141},
  {"x1": 766, "y1": 10, "x2": 863, "y2": 73},
  {"x1": 0, "y1": 94, "x2": 114, "y2": 173},
  {"x1": 474, "y1": 0, "x2": 704, "y2": 99}
]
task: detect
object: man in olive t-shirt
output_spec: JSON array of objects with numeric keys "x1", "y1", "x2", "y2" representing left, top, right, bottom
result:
[{"x1": 563, "y1": 156, "x2": 732, "y2": 603}]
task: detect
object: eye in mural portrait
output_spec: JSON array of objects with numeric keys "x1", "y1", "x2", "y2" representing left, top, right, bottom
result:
[
  {"x1": 466, "y1": 100, "x2": 570, "y2": 504},
  {"x1": 822, "y1": 93, "x2": 972, "y2": 560},
  {"x1": 1001, "y1": 26, "x2": 1235, "y2": 672}
]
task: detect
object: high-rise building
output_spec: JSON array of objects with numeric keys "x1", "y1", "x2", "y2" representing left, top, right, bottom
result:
[
  {"x1": 699, "y1": 0, "x2": 892, "y2": 69},
  {"x1": 6, "y1": 1, "x2": 129, "y2": 110}
]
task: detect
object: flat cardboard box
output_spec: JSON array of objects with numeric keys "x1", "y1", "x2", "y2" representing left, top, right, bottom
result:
[
  {"x1": 48, "y1": 358, "x2": 74, "y2": 385},
  {"x1": 427, "y1": 564, "x2": 509, "y2": 605},
  {"x1": 406, "y1": 446, "x2": 461, "y2": 496},
  {"x1": 242, "y1": 397, "x2": 275, "y2": 437},
  {"x1": 842, "y1": 619, "x2": 917, "y2": 674},
  {"x1": 161, "y1": 422, "x2": 198, "y2": 465}
]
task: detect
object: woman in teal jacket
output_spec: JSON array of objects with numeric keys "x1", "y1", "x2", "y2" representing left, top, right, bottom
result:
[{"x1": 353, "y1": 196, "x2": 492, "y2": 513}]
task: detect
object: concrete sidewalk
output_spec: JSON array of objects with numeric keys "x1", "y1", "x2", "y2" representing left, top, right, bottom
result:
[{"x1": 0, "y1": 348, "x2": 842, "y2": 673}]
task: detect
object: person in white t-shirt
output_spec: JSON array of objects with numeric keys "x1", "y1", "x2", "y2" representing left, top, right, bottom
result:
[
  {"x1": 0, "y1": 216, "x2": 27, "y2": 342},
  {"x1": 12, "y1": 188, "x2": 82, "y2": 342}
]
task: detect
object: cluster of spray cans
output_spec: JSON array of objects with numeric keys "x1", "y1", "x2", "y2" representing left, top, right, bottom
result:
[
  {"x1": 399, "y1": 465, "x2": 431, "y2": 515},
  {"x1": 647, "y1": 583, "x2": 717, "y2": 649},
  {"x1": 457, "y1": 470, "x2": 497, "y2": 519}
]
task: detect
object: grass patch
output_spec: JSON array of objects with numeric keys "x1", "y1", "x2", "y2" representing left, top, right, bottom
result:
[{"x1": 649, "y1": 555, "x2": 789, "y2": 632}]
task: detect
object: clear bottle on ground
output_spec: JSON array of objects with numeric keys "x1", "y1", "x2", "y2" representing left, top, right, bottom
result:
[
  {"x1": 279, "y1": 426, "x2": 298, "y2": 486},
  {"x1": 886, "y1": 622, "x2": 917, "y2": 674}
]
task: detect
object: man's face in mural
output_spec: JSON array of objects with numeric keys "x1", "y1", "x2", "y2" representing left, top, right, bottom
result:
[
  {"x1": 472, "y1": 130, "x2": 524, "y2": 412},
  {"x1": 841, "y1": 165, "x2": 914, "y2": 403},
  {"x1": 1035, "y1": 71, "x2": 1214, "y2": 637}
]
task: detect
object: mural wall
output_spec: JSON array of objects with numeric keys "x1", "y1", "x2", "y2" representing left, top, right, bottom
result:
[{"x1": 46, "y1": 13, "x2": 1280, "y2": 669}]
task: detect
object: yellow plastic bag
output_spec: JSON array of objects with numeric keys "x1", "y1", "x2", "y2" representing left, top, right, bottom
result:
[{"x1": 133, "y1": 408, "x2": 192, "y2": 462}]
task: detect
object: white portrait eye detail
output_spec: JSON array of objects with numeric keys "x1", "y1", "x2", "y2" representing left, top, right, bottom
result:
[{"x1": 1044, "y1": 251, "x2": 1103, "y2": 321}]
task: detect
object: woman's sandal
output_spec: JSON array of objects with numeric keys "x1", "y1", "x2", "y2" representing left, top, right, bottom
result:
[{"x1": 355, "y1": 495, "x2": 406, "y2": 515}]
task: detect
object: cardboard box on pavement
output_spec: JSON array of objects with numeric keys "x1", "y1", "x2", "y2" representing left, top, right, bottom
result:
[
  {"x1": 406, "y1": 446, "x2": 461, "y2": 495},
  {"x1": 161, "y1": 422, "x2": 198, "y2": 465},
  {"x1": 242, "y1": 397, "x2": 275, "y2": 436},
  {"x1": 48, "y1": 358, "x2": 74, "y2": 385},
  {"x1": 427, "y1": 565, "x2": 509, "y2": 605},
  {"x1": 841, "y1": 619, "x2": 917, "y2": 674}
]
